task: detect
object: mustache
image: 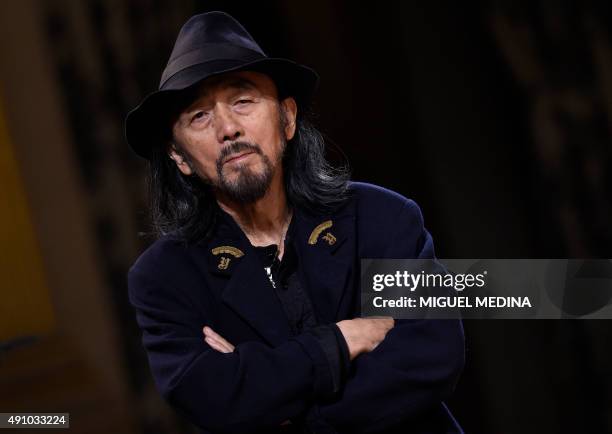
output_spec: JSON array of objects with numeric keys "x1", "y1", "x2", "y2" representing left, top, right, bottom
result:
[{"x1": 218, "y1": 141, "x2": 262, "y2": 165}]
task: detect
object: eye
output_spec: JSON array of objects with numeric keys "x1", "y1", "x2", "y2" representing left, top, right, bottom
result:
[
  {"x1": 191, "y1": 111, "x2": 207, "y2": 123},
  {"x1": 235, "y1": 98, "x2": 253, "y2": 105}
]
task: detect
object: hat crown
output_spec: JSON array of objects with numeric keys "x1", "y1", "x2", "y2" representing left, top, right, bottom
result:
[
  {"x1": 161, "y1": 11, "x2": 266, "y2": 88},
  {"x1": 171, "y1": 11, "x2": 265, "y2": 59}
]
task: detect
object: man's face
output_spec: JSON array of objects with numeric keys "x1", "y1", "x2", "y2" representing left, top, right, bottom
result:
[{"x1": 169, "y1": 70, "x2": 297, "y2": 203}]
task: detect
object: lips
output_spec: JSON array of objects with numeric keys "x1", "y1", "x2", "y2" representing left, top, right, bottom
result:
[{"x1": 223, "y1": 151, "x2": 254, "y2": 165}]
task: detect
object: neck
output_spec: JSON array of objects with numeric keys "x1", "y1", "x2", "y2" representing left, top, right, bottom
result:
[{"x1": 216, "y1": 170, "x2": 291, "y2": 249}]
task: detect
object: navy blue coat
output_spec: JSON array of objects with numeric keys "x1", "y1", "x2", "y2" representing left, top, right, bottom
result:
[{"x1": 128, "y1": 181, "x2": 465, "y2": 434}]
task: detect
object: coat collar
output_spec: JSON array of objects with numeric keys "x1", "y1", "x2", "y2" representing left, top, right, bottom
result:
[
  {"x1": 292, "y1": 205, "x2": 355, "y2": 324},
  {"x1": 192, "y1": 199, "x2": 356, "y2": 346}
]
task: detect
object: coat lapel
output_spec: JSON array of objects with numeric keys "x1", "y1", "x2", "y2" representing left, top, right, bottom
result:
[{"x1": 293, "y1": 205, "x2": 356, "y2": 323}]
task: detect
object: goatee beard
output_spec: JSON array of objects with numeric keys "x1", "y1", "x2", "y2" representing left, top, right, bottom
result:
[{"x1": 214, "y1": 141, "x2": 275, "y2": 204}]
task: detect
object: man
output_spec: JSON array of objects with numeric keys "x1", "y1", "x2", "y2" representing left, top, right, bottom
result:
[{"x1": 126, "y1": 11, "x2": 464, "y2": 434}]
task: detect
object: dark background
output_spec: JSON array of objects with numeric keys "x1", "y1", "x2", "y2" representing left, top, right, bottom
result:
[{"x1": 1, "y1": 1, "x2": 611, "y2": 433}]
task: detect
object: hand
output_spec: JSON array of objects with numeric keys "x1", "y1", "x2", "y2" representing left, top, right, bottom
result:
[
  {"x1": 336, "y1": 317, "x2": 395, "y2": 360},
  {"x1": 203, "y1": 326, "x2": 235, "y2": 353}
]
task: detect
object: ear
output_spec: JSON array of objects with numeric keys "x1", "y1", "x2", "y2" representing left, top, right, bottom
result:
[
  {"x1": 280, "y1": 97, "x2": 298, "y2": 141},
  {"x1": 168, "y1": 144, "x2": 193, "y2": 176}
]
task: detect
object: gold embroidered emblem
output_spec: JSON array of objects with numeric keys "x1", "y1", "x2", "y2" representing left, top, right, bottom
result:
[
  {"x1": 322, "y1": 232, "x2": 336, "y2": 245},
  {"x1": 211, "y1": 246, "x2": 244, "y2": 258},
  {"x1": 308, "y1": 220, "x2": 333, "y2": 245},
  {"x1": 218, "y1": 256, "x2": 231, "y2": 270}
]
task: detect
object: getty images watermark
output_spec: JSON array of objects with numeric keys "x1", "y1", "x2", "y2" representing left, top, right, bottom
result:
[{"x1": 360, "y1": 259, "x2": 612, "y2": 319}]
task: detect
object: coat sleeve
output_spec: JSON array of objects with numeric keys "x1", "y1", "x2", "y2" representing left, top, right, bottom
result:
[
  {"x1": 311, "y1": 199, "x2": 465, "y2": 433},
  {"x1": 128, "y1": 261, "x2": 339, "y2": 433}
]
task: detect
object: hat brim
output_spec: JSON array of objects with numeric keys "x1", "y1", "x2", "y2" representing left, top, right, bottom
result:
[{"x1": 125, "y1": 57, "x2": 319, "y2": 160}]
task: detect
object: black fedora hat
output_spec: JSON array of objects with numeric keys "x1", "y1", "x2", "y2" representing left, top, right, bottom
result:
[{"x1": 125, "y1": 11, "x2": 319, "y2": 160}]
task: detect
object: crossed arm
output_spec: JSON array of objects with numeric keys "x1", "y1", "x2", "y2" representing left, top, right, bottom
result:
[
  {"x1": 202, "y1": 319, "x2": 394, "y2": 428},
  {"x1": 202, "y1": 317, "x2": 463, "y2": 433},
  {"x1": 203, "y1": 319, "x2": 394, "y2": 360}
]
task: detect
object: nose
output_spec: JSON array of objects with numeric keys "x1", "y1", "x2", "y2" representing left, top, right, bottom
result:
[{"x1": 214, "y1": 104, "x2": 244, "y2": 144}]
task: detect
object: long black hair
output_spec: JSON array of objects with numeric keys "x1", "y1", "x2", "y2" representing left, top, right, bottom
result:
[{"x1": 147, "y1": 112, "x2": 351, "y2": 244}]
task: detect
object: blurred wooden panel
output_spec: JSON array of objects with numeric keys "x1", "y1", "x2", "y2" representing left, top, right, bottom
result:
[{"x1": 0, "y1": 98, "x2": 55, "y2": 342}]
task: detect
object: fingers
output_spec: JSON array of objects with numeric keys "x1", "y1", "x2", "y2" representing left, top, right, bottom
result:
[
  {"x1": 204, "y1": 328, "x2": 234, "y2": 353},
  {"x1": 205, "y1": 335, "x2": 230, "y2": 353},
  {"x1": 370, "y1": 316, "x2": 394, "y2": 332},
  {"x1": 205, "y1": 333, "x2": 234, "y2": 353},
  {"x1": 203, "y1": 326, "x2": 235, "y2": 353}
]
